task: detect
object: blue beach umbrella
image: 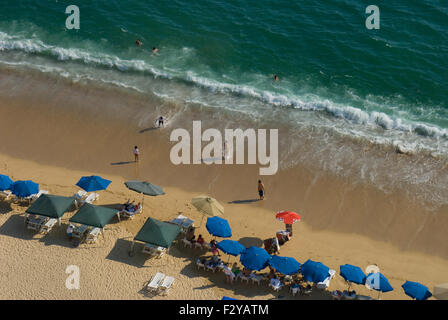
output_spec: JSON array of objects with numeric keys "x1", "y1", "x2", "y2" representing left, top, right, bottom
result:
[
  {"x1": 269, "y1": 256, "x2": 301, "y2": 275},
  {"x1": 365, "y1": 272, "x2": 393, "y2": 299},
  {"x1": 76, "y1": 175, "x2": 111, "y2": 192},
  {"x1": 206, "y1": 216, "x2": 232, "y2": 238},
  {"x1": 300, "y1": 259, "x2": 330, "y2": 283},
  {"x1": 402, "y1": 281, "x2": 432, "y2": 300},
  {"x1": 10, "y1": 180, "x2": 39, "y2": 197},
  {"x1": 222, "y1": 296, "x2": 238, "y2": 300},
  {"x1": 240, "y1": 246, "x2": 271, "y2": 271},
  {"x1": 217, "y1": 240, "x2": 245, "y2": 256},
  {"x1": 340, "y1": 264, "x2": 366, "y2": 289},
  {"x1": 0, "y1": 174, "x2": 13, "y2": 191}
]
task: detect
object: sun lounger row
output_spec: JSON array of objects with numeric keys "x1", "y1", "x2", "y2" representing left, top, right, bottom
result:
[
  {"x1": 25, "y1": 214, "x2": 57, "y2": 234},
  {"x1": 73, "y1": 191, "x2": 99, "y2": 208},
  {"x1": 146, "y1": 272, "x2": 175, "y2": 295}
]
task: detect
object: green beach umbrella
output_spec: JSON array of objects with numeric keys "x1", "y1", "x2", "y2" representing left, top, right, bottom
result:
[
  {"x1": 25, "y1": 194, "x2": 75, "y2": 222},
  {"x1": 131, "y1": 217, "x2": 181, "y2": 254},
  {"x1": 124, "y1": 180, "x2": 165, "y2": 214},
  {"x1": 69, "y1": 203, "x2": 119, "y2": 230},
  {"x1": 192, "y1": 195, "x2": 224, "y2": 227}
]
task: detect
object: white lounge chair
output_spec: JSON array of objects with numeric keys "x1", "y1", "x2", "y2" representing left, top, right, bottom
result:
[
  {"x1": 239, "y1": 274, "x2": 251, "y2": 283},
  {"x1": 74, "y1": 190, "x2": 87, "y2": 208},
  {"x1": 316, "y1": 269, "x2": 336, "y2": 290},
  {"x1": 40, "y1": 218, "x2": 58, "y2": 234},
  {"x1": 78, "y1": 193, "x2": 99, "y2": 206},
  {"x1": 72, "y1": 224, "x2": 90, "y2": 239},
  {"x1": 290, "y1": 285, "x2": 300, "y2": 296},
  {"x1": 196, "y1": 258, "x2": 206, "y2": 270},
  {"x1": 0, "y1": 190, "x2": 11, "y2": 200},
  {"x1": 86, "y1": 228, "x2": 101, "y2": 243},
  {"x1": 269, "y1": 278, "x2": 283, "y2": 291},
  {"x1": 119, "y1": 206, "x2": 142, "y2": 219},
  {"x1": 159, "y1": 276, "x2": 175, "y2": 295},
  {"x1": 28, "y1": 190, "x2": 49, "y2": 203},
  {"x1": 146, "y1": 272, "x2": 165, "y2": 294},
  {"x1": 170, "y1": 215, "x2": 194, "y2": 233},
  {"x1": 26, "y1": 214, "x2": 47, "y2": 231},
  {"x1": 182, "y1": 238, "x2": 193, "y2": 248},
  {"x1": 250, "y1": 274, "x2": 262, "y2": 286}
]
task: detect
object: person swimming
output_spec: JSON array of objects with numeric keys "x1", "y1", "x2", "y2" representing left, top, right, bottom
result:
[
  {"x1": 152, "y1": 47, "x2": 159, "y2": 54},
  {"x1": 136, "y1": 39, "x2": 142, "y2": 46},
  {"x1": 273, "y1": 74, "x2": 279, "y2": 81}
]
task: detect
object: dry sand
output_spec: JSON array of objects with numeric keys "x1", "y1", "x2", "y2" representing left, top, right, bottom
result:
[{"x1": 1, "y1": 153, "x2": 447, "y2": 300}]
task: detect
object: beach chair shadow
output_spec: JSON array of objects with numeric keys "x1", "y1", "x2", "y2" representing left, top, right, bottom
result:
[
  {"x1": 238, "y1": 237, "x2": 263, "y2": 248},
  {"x1": 106, "y1": 238, "x2": 152, "y2": 268},
  {"x1": 0, "y1": 201, "x2": 13, "y2": 214},
  {"x1": 0, "y1": 214, "x2": 36, "y2": 240},
  {"x1": 38, "y1": 224, "x2": 77, "y2": 248},
  {"x1": 228, "y1": 199, "x2": 260, "y2": 204}
]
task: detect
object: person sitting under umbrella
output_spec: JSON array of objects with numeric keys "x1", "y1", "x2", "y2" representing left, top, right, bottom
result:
[
  {"x1": 197, "y1": 234, "x2": 205, "y2": 246},
  {"x1": 210, "y1": 239, "x2": 219, "y2": 255}
]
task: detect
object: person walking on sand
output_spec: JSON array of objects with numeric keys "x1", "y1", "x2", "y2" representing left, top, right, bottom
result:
[
  {"x1": 258, "y1": 179, "x2": 265, "y2": 200},
  {"x1": 133, "y1": 146, "x2": 140, "y2": 162}
]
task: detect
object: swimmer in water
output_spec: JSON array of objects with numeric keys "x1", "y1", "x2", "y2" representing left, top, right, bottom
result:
[
  {"x1": 152, "y1": 47, "x2": 159, "y2": 54},
  {"x1": 136, "y1": 39, "x2": 142, "y2": 46},
  {"x1": 273, "y1": 74, "x2": 279, "y2": 81}
]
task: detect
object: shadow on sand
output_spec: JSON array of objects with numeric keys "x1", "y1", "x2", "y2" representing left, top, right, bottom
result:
[
  {"x1": 228, "y1": 199, "x2": 260, "y2": 204},
  {"x1": 238, "y1": 237, "x2": 264, "y2": 248},
  {"x1": 0, "y1": 201, "x2": 13, "y2": 214},
  {"x1": 110, "y1": 161, "x2": 136, "y2": 166},
  {"x1": 139, "y1": 127, "x2": 159, "y2": 134}
]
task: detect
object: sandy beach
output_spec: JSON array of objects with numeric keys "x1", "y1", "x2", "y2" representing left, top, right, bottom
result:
[{"x1": 0, "y1": 68, "x2": 447, "y2": 300}]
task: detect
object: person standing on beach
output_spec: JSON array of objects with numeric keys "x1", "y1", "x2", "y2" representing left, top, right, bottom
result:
[
  {"x1": 258, "y1": 179, "x2": 265, "y2": 200},
  {"x1": 133, "y1": 146, "x2": 140, "y2": 162}
]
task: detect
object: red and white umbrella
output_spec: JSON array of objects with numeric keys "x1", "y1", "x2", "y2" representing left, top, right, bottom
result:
[{"x1": 275, "y1": 211, "x2": 301, "y2": 224}]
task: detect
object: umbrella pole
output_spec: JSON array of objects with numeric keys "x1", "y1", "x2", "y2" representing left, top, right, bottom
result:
[
  {"x1": 141, "y1": 192, "x2": 144, "y2": 214},
  {"x1": 199, "y1": 214, "x2": 204, "y2": 228}
]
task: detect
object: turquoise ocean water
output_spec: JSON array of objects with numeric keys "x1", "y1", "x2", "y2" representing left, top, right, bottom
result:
[{"x1": 0, "y1": 0, "x2": 447, "y2": 156}]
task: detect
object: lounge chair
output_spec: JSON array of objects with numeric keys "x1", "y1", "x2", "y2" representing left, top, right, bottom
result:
[
  {"x1": 238, "y1": 274, "x2": 251, "y2": 283},
  {"x1": 196, "y1": 258, "x2": 206, "y2": 271},
  {"x1": 290, "y1": 284, "x2": 300, "y2": 296},
  {"x1": 0, "y1": 190, "x2": 11, "y2": 200},
  {"x1": 146, "y1": 272, "x2": 165, "y2": 294},
  {"x1": 300, "y1": 285, "x2": 313, "y2": 296},
  {"x1": 250, "y1": 274, "x2": 263, "y2": 286},
  {"x1": 74, "y1": 190, "x2": 87, "y2": 208},
  {"x1": 342, "y1": 290, "x2": 357, "y2": 300},
  {"x1": 181, "y1": 238, "x2": 193, "y2": 248},
  {"x1": 26, "y1": 214, "x2": 47, "y2": 231},
  {"x1": 72, "y1": 224, "x2": 90, "y2": 240},
  {"x1": 331, "y1": 290, "x2": 343, "y2": 300},
  {"x1": 206, "y1": 263, "x2": 217, "y2": 273},
  {"x1": 28, "y1": 190, "x2": 49, "y2": 203},
  {"x1": 316, "y1": 269, "x2": 336, "y2": 290},
  {"x1": 40, "y1": 218, "x2": 58, "y2": 234},
  {"x1": 86, "y1": 228, "x2": 101, "y2": 243},
  {"x1": 194, "y1": 242, "x2": 204, "y2": 249},
  {"x1": 269, "y1": 278, "x2": 283, "y2": 291},
  {"x1": 119, "y1": 205, "x2": 142, "y2": 219},
  {"x1": 159, "y1": 276, "x2": 175, "y2": 295},
  {"x1": 79, "y1": 193, "x2": 99, "y2": 206},
  {"x1": 170, "y1": 214, "x2": 194, "y2": 234}
]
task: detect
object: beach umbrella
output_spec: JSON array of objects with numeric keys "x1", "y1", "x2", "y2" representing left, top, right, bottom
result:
[
  {"x1": 300, "y1": 259, "x2": 330, "y2": 283},
  {"x1": 206, "y1": 216, "x2": 232, "y2": 238},
  {"x1": 217, "y1": 240, "x2": 245, "y2": 263},
  {"x1": 69, "y1": 203, "x2": 119, "y2": 230},
  {"x1": 275, "y1": 211, "x2": 301, "y2": 224},
  {"x1": 192, "y1": 195, "x2": 224, "y2": 227},
  {"x1": 0, "y1": 174, "x2": 13, "y2": 191},
  {"x1": 222, "y1": 296, "x2": 238, "y2": 300},
  {"x1": 26, "y1": 194, "x2": 75, "y2": 220},
  {"x1": 76, "y1": 175, "x2": 111, "y2": 192},
  {"x1": 240, "y1": 246, "x2": 271, "y2": 271},
  {"x1": 217, "y1": 240, "x2": 245, "y2": 256},
  {"x1": 10, "y1": 180, "x2": 39, "y2": 198},
  {"x1": 402, "y1": 281, "x2": 432, "y2": 300},
  {"x1": 124, "y1": 180, "x2": 165, "y2": 213},
  {"x1": 433, "y1": 283, "x2": 448, "y2": 300},
  {"x1": 365, "y1": 272, "x2": 394, "y2": 299},
  {"x1": 269, "y1": 256, "x2": 301, "y2": 275},
  {"x1": 340, "y1": 264, "x2": 366, "y2": 290},
  {"x1": 132, "y1": 217, "x2": 181, "y2": 249}
]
